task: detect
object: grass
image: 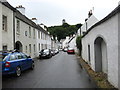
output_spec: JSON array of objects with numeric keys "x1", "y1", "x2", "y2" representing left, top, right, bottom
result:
[{"x1": 77, "y1": 55, "x2": 117, "y2": 89}]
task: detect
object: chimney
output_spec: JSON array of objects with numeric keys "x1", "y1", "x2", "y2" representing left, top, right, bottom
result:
[
  {"x1": 88, "y1": 10, "x2": 92, "y2": 18},
  {"x1": 62, "y1": 19, "x2": 66, "y2": 24},
  {"x1": 16, "y1": 5, "x2": 25, "y2": 15},
  {"x1": 31, "y1": 18, "x2": 38, "y2": 24},
  {"x1": 119, "y1": 1, "x2": 120, "y2": 5},
  {"x1": 39, "y1": 23, "x2": 47, "y2": 31}
]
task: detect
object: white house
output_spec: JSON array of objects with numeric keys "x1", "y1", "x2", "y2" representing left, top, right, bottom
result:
[
  {"x1": 67, "y1": 35, "x2": 78, "y2": 51},
  {"x1": 0, "y1": 1, "x2": 15, "y2": 51},
  {"x1": 81, "y1": 5, "x2": 119, "y2": 88},
  {"x1": 62, "y1": 36, "x2": 70, "y2": 49},
  {"x1": 0, "y1": 1, "x2": 52, "y2": 58},
  {"x1": 78, "y1": 14, "x2": 98, "y2": 36}
]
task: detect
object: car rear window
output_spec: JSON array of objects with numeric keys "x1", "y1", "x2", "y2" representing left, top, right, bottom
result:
[
  {"x1": 10, "y1": 54, "x2": 17, "y2": 61},
  {"x1": 68, "y1": 48, "x2": 74, "y2": 50},
  {"x1": 43, "y1": 49, "x2": 49, "y2": 53}
]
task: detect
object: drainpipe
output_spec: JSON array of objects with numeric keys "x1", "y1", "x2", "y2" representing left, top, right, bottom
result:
[
  {"x1": 13, "y1": 11, "x2": 15, "y2": 50},
  {"x1": 80, "y1": 27, "x2": 81, "y2": 36},
  {"x1": 85, "y1": 19, "x2": 88, "y2": 31}
]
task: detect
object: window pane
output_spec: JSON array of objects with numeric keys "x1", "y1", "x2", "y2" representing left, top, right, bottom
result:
[
  {"x1": 16, "y1": 20, "x2": 20, "y2": 33},
  {"x1": 21, "y1": 53, "x2": 27, "y2": 59},
  {"x1": 16, "y1": 53, "x2": 22, "y2": 59},
  {"x1": 10, "y1": 55, "x2": 16, "y2": 60},
  {"x1": 2, "y1": 15, "x2": 7, "y2": 31}
]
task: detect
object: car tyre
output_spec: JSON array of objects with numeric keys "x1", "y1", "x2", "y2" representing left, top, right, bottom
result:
[
  {"x1": 16, "y1": 67, "x2": 21, "y2": 77},
  {"x1": 31, "y1": 62, "x2": 34, "y2": 70}
]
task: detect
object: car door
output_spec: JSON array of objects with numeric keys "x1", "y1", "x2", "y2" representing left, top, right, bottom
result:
[
  {"x1": 21, "y1": 53, "x2": 32, "y2": 69},
  {"x1": 9, "y1": 54, "x2": 19, "y2": 72},
  {"x1": 16, "y1": 53, "x2": 27, "y2": 71}
]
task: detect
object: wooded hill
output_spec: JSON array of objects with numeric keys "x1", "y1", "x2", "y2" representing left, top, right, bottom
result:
[{"x1": 48, "y1": 23, "x2": 82, "y2": 41}]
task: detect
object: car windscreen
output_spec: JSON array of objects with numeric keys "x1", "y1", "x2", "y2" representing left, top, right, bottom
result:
[{"x1": 68, "y1": 48, "x2": 74, "y2": 50}]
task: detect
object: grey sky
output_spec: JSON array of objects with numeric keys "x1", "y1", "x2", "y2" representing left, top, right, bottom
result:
[{"x1": 7, "y1": 0, "x2": 120, "y2": 26}]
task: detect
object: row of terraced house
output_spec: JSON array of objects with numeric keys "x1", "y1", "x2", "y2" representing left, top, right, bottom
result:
[
  {"x1": 67, "y1": 3, "x2": 120, "y2": 88},
  {"x1": 0, "y1": 1, "x2": 57, "y2": 58}
]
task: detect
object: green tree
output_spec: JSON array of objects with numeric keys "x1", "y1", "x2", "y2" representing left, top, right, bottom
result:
[
  {"x1": 76, "y1": 36, "x2": 82, "y2": 55},
  {"x1": 48, "y1": 22, "x2": 81, "y2": 41}
]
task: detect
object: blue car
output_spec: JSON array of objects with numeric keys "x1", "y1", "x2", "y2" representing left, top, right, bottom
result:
[{"x1": 1, "y1": 51, "x2": 34, "y2": 77}]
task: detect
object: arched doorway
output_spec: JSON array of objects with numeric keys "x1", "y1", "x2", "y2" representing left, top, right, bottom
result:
[
  {"x1": 94, "y1": 37, "x2": 108, "y2": 74},
  {"x1": 15, "y1": 41, "x2": 23, "y2": 52}
]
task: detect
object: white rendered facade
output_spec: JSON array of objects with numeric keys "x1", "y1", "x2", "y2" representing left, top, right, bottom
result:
[
  {"x1": 0, "y1": 1, "x2": 52, "y2": 58},
  {"x1": 82, "y1": 6, "x2": 119, "y2": 88},
  {"x1": 0, "y1": 2, "x2": 14, "y2": 51},
  {"x1": 78, "y1": 15, "x2": 98, "y2": 36}
]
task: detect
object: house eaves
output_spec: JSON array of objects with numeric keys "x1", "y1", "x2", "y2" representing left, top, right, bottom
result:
[
  {"x1": 82, "y1": 4, "x2": 120, "y2": 38},
  {"x1": 68, "y1": 36, "x2": 75, "y2": 44},
  {"x1": 15, "y1": 10, "x2": 38, "y2": 29},
  {"x1": 2, "y1": 2, "x2": 16, "y2": 11}
]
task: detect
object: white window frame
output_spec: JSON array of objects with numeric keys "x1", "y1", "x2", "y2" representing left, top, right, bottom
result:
[
  {"x1": 29, "y1": 26, "x2": 31, "y2": 38},
  {"x1": 16, "y1": 19, "x2": 20, "y2": 34},
  {"x1": 2, "y1": 15, "x2": 7, "y2": 31}
]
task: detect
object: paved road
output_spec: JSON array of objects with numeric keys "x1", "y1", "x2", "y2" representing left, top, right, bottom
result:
[{"x1": 2, "y1": 52, "x2": 97, "y2": 88}]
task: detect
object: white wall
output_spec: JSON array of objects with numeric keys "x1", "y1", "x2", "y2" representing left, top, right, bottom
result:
[
  {"x1": 2, "y1": 3, "x2": 14, "y2": 51},
  {"x1": 79, "y1": 15, "x2": 98, "y2": 36},
  {"x1": 0, "y1": 3, "x2": 2, "y2": 50},
  {"x1": 62, "y1": 36, "x2": 69, "y2": 48},
  {"x1": 82, "y1": 14, "x2": 118, "y2": 88},
  {"x1": 36, "y1": 30, "x2": 51, "y2": 57},
  {"x1": 68, "y1": 36, "x2": 78, "y2": 52},
  {"x1": 15, "y1": 18, "x2": 37, "y2": 58}
]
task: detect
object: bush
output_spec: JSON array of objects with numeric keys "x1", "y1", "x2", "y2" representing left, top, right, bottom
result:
[{"x1": 76, "y1": 36, "x2": 82, "y2": 55}]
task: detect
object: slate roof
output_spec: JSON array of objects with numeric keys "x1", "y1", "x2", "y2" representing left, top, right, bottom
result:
[
  {"x1": 82, "y1": 4, "x2": 120, "y2": 38},
  {"x1": 2, "y1": 2, "x2": 16, "y2": 11}
]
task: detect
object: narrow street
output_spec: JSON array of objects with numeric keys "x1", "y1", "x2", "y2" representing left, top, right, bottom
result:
[{"x1": 2, "y1": 51, "x2": 97, "y2": 88}]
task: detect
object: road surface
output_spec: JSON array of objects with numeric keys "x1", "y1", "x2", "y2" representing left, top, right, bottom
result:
[{"x1": 2, "y1": 51, "x2": 97, "y2": 88}]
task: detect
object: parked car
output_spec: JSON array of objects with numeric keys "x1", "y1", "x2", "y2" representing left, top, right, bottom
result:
[
  {"x1": 2, "y1": 50, "x2": 34, "y2": 77},
  {"x1": 67, "y1": 48, "x2": 75, "y2": 54},
  {"x1": 55, "y1": 49, "x2": 59, "y2": 54},
  {"x1": 39, "y1": 49, "x2": 52, "y2": 59},
  {"x1": 51, "y1": 50, "x2": 55, "y2": 56},
  {"x1": 63, "y1": 48, "x2": 68, "y2": 52}
]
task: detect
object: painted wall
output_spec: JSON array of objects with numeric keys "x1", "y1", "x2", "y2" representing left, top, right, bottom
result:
[
  {"x1": 15, "y1": 18, "x2": 52, "y2": 58},
  {"x1": 15, "y1": 18, "x2": 37, "y2": 58},
  {"x1": 78, "y1": 15, "x2": 98, "y2": 36},
  {"x1": 0, "y1": 2, "x2": 2, "y2": 51},
  {"x1": 2, "y1": 3, "x2": 14, "y2": 51},
  {"x1": 62, "y1": 36, "x2": 69, "y2": 49},
  {"x1": 68, "y1": 36, "x2": 78, "y2": 53},
  {"x1": 82, "y1": 14, "x2": 118, "y2": 87},
  {"x1": 36, "y1": 30, "x2": 51, "y2": 57}
]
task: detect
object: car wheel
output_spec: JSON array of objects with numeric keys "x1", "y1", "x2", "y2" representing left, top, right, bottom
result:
[
  {"x1": 16, "y1": 67, "x2": 21, "y2": 77},
  {"x1": 31, "y1": 62, "x2": 35, "y2": 70}
]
